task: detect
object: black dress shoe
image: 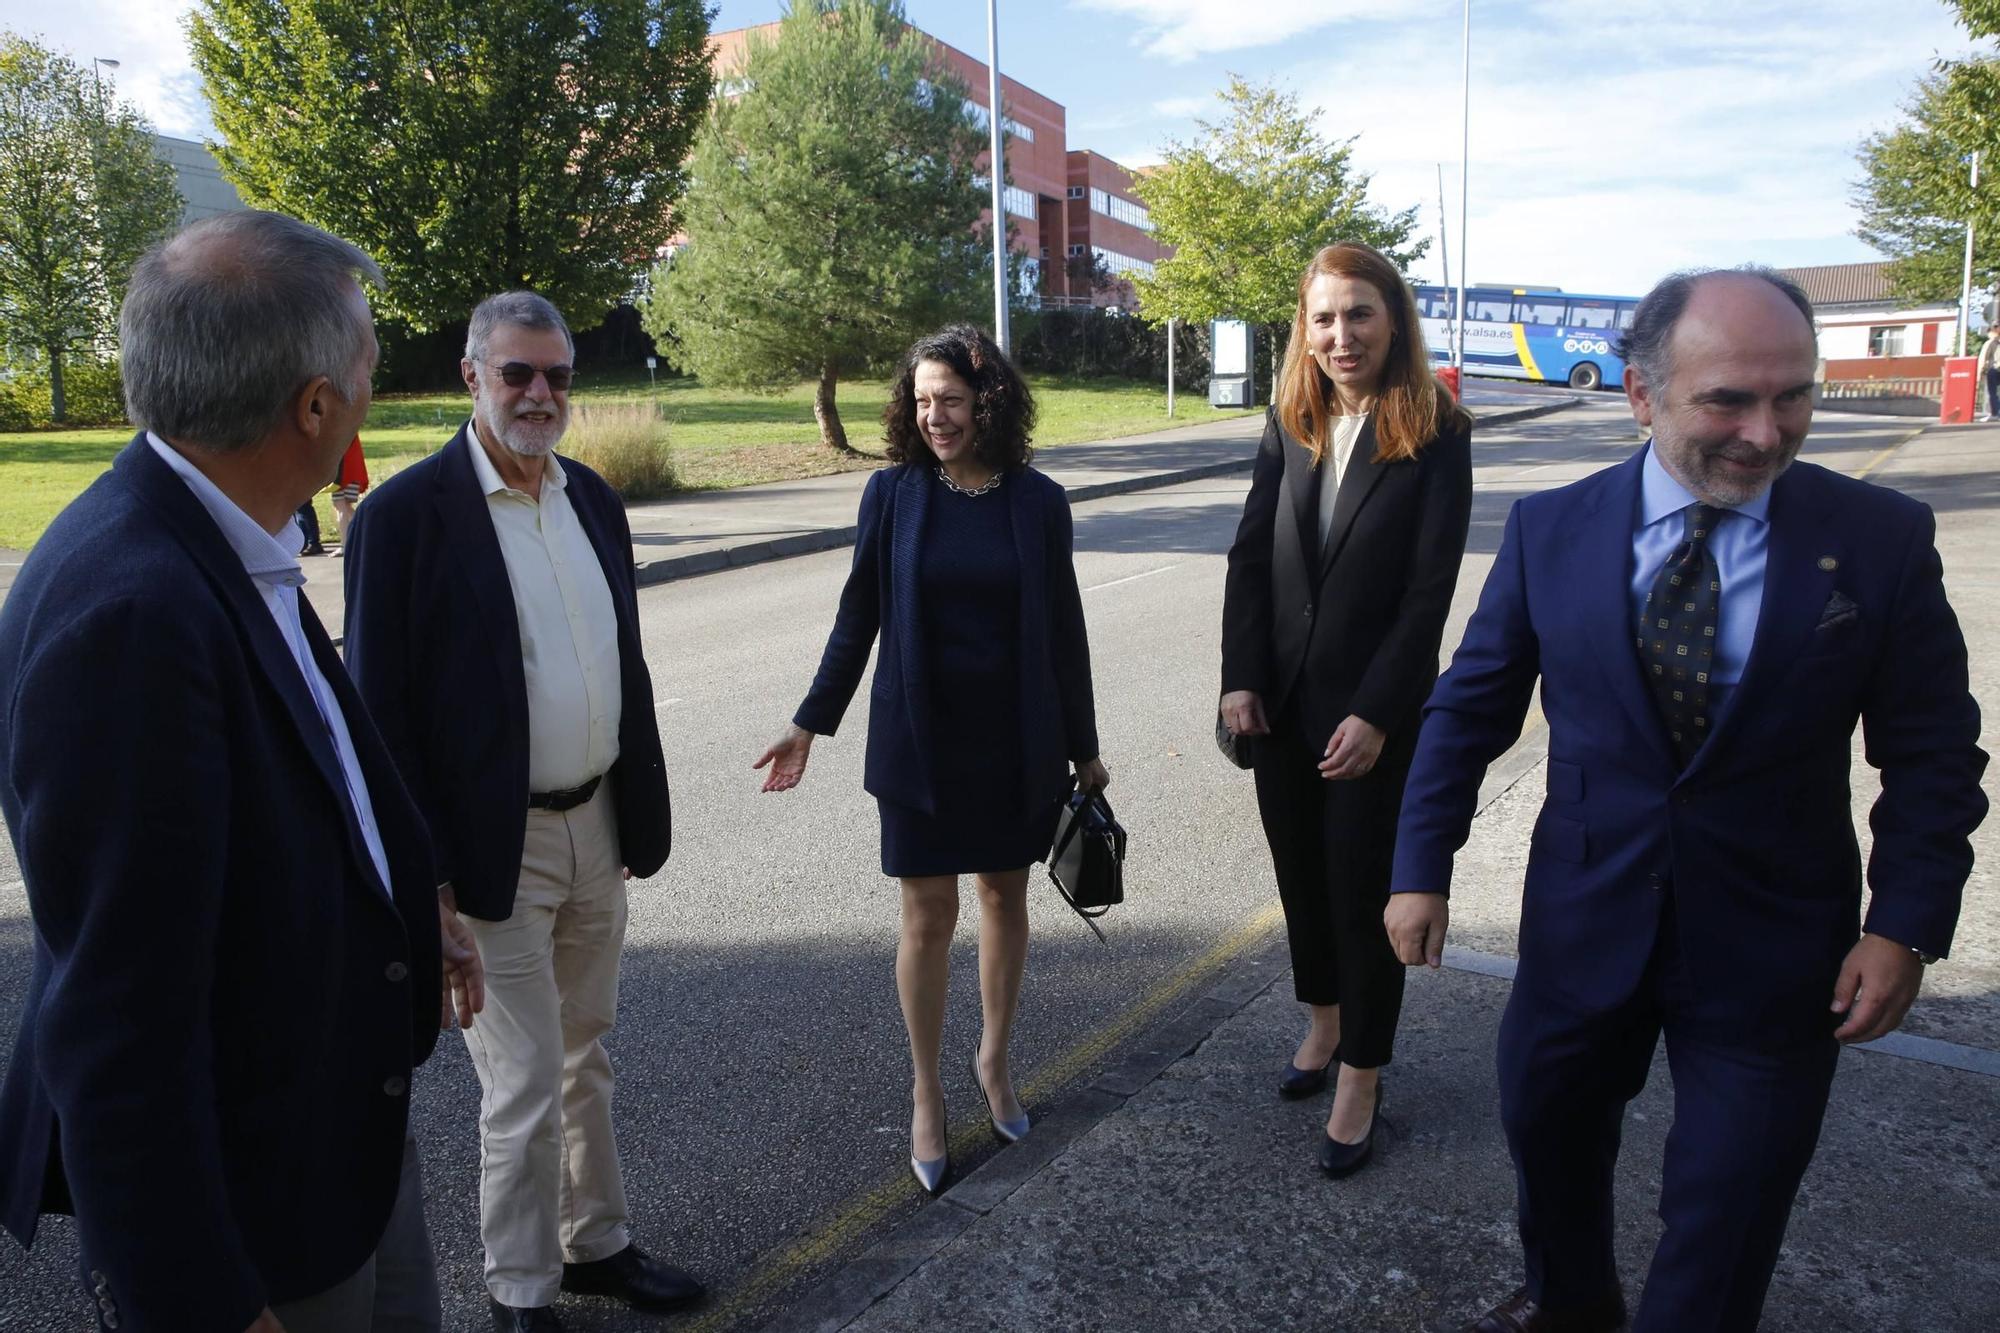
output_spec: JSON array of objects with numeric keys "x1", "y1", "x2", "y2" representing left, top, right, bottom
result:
[
  {"x1": 1278, "y1": 1048, "x2": 1337, "y2": 1099},
  {"x1": 561, "y1": 1243, "x2": 706, "y2": 1311},
  {"x1": 1462, "y1": 1285, "x2": 1628, "y2": 1333},
  {"x1": 489, "y1": 1298, "x2": 563, "y2": 1332},
  {"x1": 1316, "y1": 1077, "x2": 1382, "y2": 1178}
]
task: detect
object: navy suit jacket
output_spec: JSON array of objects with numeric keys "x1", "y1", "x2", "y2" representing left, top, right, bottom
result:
[
  {"x1": 0, "y1": 436, "x2": 442, "y2": 1332},
  {"x1": 794, "y1": 463, "x2": 1099, "y2": 816},
  {"x1": 1394, "y1": 448, "x2": 1986, "y2": 1033},
  {"x1": 343, "y1": 426, "x2": 671, "y2": 922}
]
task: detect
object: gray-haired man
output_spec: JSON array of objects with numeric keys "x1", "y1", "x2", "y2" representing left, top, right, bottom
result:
[
  {"x1": 344, "y1": 293, "x2": 690, "y2": 1330},
  {"x1": 0, "y1": 211, "x2": 483, "y2": 1333}
]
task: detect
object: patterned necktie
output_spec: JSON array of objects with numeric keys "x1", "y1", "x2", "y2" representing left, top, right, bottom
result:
[{"x1": 1637, "y1": 502, "x2": 1722, "y2": 766}]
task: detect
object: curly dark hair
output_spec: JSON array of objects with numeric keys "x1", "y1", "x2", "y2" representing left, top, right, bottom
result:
[{"x1": 882, "y1": 324, "x2": 1036, "y2": 470}]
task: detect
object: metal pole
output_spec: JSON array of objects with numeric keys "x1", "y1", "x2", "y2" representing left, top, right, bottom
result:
[
  {"x1": 1959, "y1": 151, "x2": 1979, "y2": 357},
  {"x1": 1437, "y1": 163, "x2": 1453, "y2": 353},
  {"x1": 1167, "y1": 316, "x2": 1176, "y2": 417},
  {"x1": 1453, "y1": 0, "x2": 1470, "y2": 375},
  {"x1": 986, "y1": 0, "x2": 1010, "y2": 354}
]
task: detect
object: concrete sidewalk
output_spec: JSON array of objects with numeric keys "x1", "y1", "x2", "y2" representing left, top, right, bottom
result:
[
  {"x1": 757, "y1": 418, "x2": 2000, "y2": 1333},
  {"x1": 282, "y1": 386, "x2": 1576, "y2": 634}
]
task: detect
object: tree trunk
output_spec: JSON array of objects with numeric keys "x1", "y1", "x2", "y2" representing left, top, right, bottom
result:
[
  {"x1": 47, "y1": 346, "x2": 66, "y2": 425},
  {"x1": 814, "y1": 362, "x2": 859, "y2": 456}
]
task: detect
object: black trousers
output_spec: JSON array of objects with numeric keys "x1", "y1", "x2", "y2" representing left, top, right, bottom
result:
[
  {"x1": 1249, "y1": 708, "x2": 1411, "y2": 1068},
  {"x1": 1499, "y1": 900, "x2": 1838, "y2": 1332}
]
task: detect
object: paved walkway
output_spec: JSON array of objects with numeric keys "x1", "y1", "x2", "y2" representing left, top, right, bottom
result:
[{"x1": 755, "y1": 417, "x2": 2000, "y2": 1333}]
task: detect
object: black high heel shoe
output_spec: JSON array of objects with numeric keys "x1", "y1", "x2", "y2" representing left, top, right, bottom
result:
[
  {"x1": 1317, "y1": 1077, "x2": 1382, "y2": 1178},
  {"x1": 1278, "y1": 1046, "x2": 1338, "y2": 1099}
]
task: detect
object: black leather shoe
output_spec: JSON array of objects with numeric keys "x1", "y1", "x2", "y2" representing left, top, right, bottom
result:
[
  {"x1": 489, "y1": 1299, "x2": 563, "y2": 1332},
  {"x1": 1462, "y1": 1285, "x2": 1628, "y2": 1333},
  {"x1": 1278, "y1": 1048, "x2": 1337, "y2": 1099},
  {"x1": 560, "y1": 1244, "x2": 706, "y2": 1311},
  {"x1": 1316, "y1": 1078, "x2": 1382, "y2": 1178}
]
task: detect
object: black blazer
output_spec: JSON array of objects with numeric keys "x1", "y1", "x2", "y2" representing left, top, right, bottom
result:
[
  {"x1": 794, "y1": 463, "x2": 1100, "y2": 816},
  {"x1": 343, "y1": 426, "x2": 672, "y2": 922},
  {"x1": 0, "y1": 437, "x2": 442, "y2": 1332},
  {"x1": 1222, "y1": 408, "x2": 1474, "y2": 748}
]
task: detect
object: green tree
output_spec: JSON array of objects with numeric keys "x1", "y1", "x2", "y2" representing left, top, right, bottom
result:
[
  {"x1": 1853, "y1": 72, "x2": 2000, "y2": 302},
  {"x1": 639, "y1": 0, "x2": 991, "y2": 454},
  {"x1": 189, "y1": 0, "x2": 715, "y2": 330},
  {"x1": 1130, "y1": 75, "x2": 1425, "y2": 366},
  {"x1": 0, "y1": 33, "x2": 181, "y2": 422}
]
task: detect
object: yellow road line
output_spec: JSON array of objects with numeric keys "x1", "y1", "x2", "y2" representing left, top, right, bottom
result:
[
  {"x1": 1852, "y1": 425, "x2": 1925, "y2": 480},
  {"x1": 683, "y1": 901, "x2": 1287, "y2": 1332}
]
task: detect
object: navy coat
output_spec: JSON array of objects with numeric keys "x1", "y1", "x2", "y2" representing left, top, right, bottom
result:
[
  {"x1": 794, "y1": 463, "x2": 1099, "y2": 817},
  {"x1": 1394, "y1": 449, "x2": 1987, "y2": 1033},
  {"x1": 0, "y1": 436, "x2": 443, "y2": 1332},
  {"x1": 343, "y1": 425, "x2": 672, "y2": 922}
]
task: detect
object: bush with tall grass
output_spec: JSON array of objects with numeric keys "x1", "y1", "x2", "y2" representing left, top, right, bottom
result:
[{"x1": 564, "y1": 400, "x2": 678, "y2": 500}]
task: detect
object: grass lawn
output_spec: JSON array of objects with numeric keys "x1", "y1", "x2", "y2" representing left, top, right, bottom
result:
[{"x1": 0, "y1": 372, "x2": 1251, "y2": 550}]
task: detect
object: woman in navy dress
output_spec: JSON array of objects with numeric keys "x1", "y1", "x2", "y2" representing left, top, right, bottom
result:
[{"x1": 755, "y1": 325, "x2": 1109, "y2": 1196}]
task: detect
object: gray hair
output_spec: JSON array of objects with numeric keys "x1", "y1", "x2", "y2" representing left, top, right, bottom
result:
[
  {"x1": 1614, "y1": 266, "x2": 1816, "y2": 395},
  {"x1": 465, "y1": 291, "x2": 574, "y2": 364},
  {"x1": 120, "y1": 211, "x2": 382, "y2": 451}
]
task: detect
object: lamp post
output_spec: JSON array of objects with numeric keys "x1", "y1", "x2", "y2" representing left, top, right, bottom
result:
[
  {"x1": 1452, "y1": 2, "x2": 1469, "y2": 376},
  {"x1": 986, "y1": 0, "x2": 1010, "y2": 354},
  {"x1": 1958, "y1": 151, "x2": 1980, "y2": 357},
  {"x1": 91, "y1": 57, "x2": 119, "y2": 103}
]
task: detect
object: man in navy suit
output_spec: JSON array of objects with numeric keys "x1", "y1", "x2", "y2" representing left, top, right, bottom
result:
[
  {"x1": 1386, "y1": 268, "x2": 1986, "y2": 1333},
  {"x1": 344, "y1": 292, "x2": 690, "y2": 1331},
  {"x1": 0, "y1": 212, "x2": 482, "y2": 1332}
]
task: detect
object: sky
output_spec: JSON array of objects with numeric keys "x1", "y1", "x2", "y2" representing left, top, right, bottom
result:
[{"x1": 3, "y1": 0, "x2": 1984, "y2": 296}]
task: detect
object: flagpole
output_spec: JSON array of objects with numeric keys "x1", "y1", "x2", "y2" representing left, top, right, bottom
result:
[{"x1": 987, "y1": 0, "x2": 1010, "y2": 354}]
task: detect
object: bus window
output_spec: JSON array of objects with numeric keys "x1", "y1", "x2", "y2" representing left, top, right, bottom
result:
[
  {"x1": 1515, "y1": 297, "x2": 1565, "y2": 326},
  {"x1": 1567, "y1": 300, "x2": 1618, "y2": 329},
  {"x1": 1468, "y1": 291, "x2": 1513, "y2": 322},
  {"x1": 1426, "y1": 291, "x2": 1457, "y2": 319},
  {"x1": 1616, "y1": 302, "x2": 1640, "y2": 331}
]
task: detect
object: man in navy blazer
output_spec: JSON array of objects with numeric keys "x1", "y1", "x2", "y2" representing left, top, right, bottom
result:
[
  {"x1": 1386, "y1": 269, "x2": 1986, "y2": 1333},
  {"x1": 0, "y1": 213, "x2": 480, "y2": 1332},
  {"x1": 344, "y1": 293, "x2": 689, "y2": 1331}
]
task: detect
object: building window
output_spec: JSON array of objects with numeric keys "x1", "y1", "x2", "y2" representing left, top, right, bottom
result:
[
  {"x1": 1066, "y1": 243, "x2": 1086, "y2": 257},
  {"x1": 1004, "y1": 185, "x2": 1036, "y2": 220},
  {"x1": 1067, "y1": 185, "x2": 1086, "y2": 199},
  {"x1": 1868, "y1": 325, "x2": 1906, "y2": 357},
  {"x1": 1088, "y1": 187, "x2": 1153, "y2": 232},
  {"x1": 1095, "y1": 247, "x2": 1155, "y2": 279},
  {"x1": 959, "y1": 99, "x2": 1035, "y2": 142}
]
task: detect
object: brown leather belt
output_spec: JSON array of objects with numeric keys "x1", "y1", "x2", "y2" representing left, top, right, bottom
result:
[{"x1": 527, "y1": 774, "x2": 601, "y2": 812}]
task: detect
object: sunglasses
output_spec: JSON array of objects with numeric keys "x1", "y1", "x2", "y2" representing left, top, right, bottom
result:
[{"x1": 485, "y1": 360, "x2": 575, "y2": 391}]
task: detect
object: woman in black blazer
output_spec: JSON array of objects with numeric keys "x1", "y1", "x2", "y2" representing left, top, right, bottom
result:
[
  {"x1": 756, "y1": 325, "x2": 1108, "y2": 1197},
  {"x1": 1219, "y1": 241, "x2": 1473, "y2": 1177}
]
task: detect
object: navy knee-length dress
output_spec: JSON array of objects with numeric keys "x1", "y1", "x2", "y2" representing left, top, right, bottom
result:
[{"x1": 877, "y1": 473, "x2": 1057, "y2": 876}]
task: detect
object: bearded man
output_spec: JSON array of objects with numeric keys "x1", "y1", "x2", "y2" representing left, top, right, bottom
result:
[{"x1": 344, "y1": 292, "x2": 695, "y2": 1332}]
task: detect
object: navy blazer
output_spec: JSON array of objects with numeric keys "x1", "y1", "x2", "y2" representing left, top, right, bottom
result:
[
  {"x1": 0, "y1": 436, "x2": 442, "y2": 1332},
  {"x1": 343, "y1": 426, "x2": 671, "y2": 922},
  {"x1": 1394, "y1": 449, "x2": 1988, "y2": 1033},
  {"x1": 1221, "y1": 408, "x2": 1474, "y2": 747},
  {"x1": 794, "y1": 463, "x2": 1099, "y2": 816}
]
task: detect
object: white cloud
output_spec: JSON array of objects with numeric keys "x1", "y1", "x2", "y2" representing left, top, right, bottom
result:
[
  {"x1": 1077, "y1": 0, "x2": 1456, "y2": 62},
  {"x1": 8, "y1": 2, "x2": 211, "y2": 139}
]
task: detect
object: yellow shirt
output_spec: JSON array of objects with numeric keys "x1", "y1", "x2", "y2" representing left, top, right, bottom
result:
[{"x1": 466, "y1": 422, "x2": 623, "y2": 792}]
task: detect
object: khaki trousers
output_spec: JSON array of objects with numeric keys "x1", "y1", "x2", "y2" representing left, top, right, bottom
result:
[
  {"x1": 269, "y1": 1127, "x2": 439, "y2": 1331},
  {"x1": 461, "y1": 783, "x2": 630, "y2": 1308}
]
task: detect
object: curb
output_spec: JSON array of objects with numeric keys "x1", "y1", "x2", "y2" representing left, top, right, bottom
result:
[
  {"x1": 630, "y1": 397, "x2": 1581, "y2": 592},
  {"x1": 754, "y1": 936, "x2": 1297, "y2": 1333}
]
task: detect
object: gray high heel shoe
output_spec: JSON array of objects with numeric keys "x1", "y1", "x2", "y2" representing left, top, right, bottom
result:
[
  {"x1": 971, "y1": 1050, "x2": 1030, "y2": 1144},
  {"x1": 909, "y1": 1088, "x2": 949, "y2": 1195}
]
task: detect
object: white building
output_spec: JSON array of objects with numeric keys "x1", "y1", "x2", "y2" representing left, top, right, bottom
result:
[
  {"x1": 151, "y1": 134, "x2": 244, "y2": 224},
  {"x1": 1778, "y1": 261, "x2": 1963, "y2": 376}
]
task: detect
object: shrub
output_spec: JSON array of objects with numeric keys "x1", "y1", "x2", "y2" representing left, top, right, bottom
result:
[
  {"x1": 0, "y1": 358, "x2": 129, "y2": 428},
  {"x1": 1011, "y1": 307, "x2": 1212, "y2": 388},
  {"x1": 564, "y1": 400, "x2": 678, "y2": 500}
]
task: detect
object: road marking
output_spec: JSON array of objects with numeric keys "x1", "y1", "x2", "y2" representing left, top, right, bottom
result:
[
  {"x1": 655, "y1": 697, "x2": 683, "y2": 710},
  {"x1": 1852, "y1": 425, "x2": 1925, "y2": 480},
  {"x1": 681, "y1": 901, "x2": 1286, "y2": 1332},
  {"x1": 1084, "y1": 563, "x2": 1181, "y2": 593}
]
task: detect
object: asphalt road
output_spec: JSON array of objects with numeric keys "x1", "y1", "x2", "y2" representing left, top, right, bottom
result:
[{"x1": 0, "y1": 399, "x2": 1963, "y2": 1331}]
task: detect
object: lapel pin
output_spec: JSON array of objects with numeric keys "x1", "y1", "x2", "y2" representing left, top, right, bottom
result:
[{"x1": 1817, "y1": 556, "x2": 1838, "y2": 572}]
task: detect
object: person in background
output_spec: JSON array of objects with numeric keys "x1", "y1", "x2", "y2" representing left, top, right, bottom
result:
[
  {"x1": 754, "y1": 324, "x2": 1108, "y2": 1197},
  {"x1": 331, "y1": 433, "x2": 370, "y2": 552},
  {"x1": 1217, "y1": 241, "x2": 1473, "y2": 1178},
  {"x1": 1978, "y1": 326, "x2": 1999, "y2": 421}
]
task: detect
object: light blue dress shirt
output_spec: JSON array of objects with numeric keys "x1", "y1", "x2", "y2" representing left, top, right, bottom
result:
[
  {"x1": 146, "y1": 433, "x2": 393, "y2": 896},
  {"x1": 1628, "y1": 442, "x2": 1769, "y2": 691}
]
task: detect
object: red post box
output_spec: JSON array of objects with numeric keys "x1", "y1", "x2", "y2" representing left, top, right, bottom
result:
[
  {"x1": 1941, "y1": 356, "x2": 1979, "y2": 423},
  {"x1": 1437, "y1": 365, "x2": 1462, "y2": 401}
]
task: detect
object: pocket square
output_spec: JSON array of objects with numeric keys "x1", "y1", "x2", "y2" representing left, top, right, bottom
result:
[{"x1": 1816, "y1": 590, "x2": 1860, "y2": 631}]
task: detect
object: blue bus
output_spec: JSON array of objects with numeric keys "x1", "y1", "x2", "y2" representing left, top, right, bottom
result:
[{"x1": 1414, "y1": 285, "x2": 1639, "y2": 391}]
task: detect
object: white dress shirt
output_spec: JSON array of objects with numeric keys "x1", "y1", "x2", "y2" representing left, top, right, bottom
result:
[
  {"x1": 465, "y1": 423, "x2": 623, "y2": 793},
  {"x1": 145, "y1": 433, "x2": 393, "y2": 895},
  {"x1": 1316, "y1": 414, "x2": 1368, "y2": 548}
]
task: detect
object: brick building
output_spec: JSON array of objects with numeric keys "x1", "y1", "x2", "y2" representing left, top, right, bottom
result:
[{"x1": 709, "y1": 20, "x2": 1168, "y2": 310}]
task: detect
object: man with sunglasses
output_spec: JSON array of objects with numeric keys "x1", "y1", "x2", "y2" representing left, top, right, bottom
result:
[{"x1": 344, "y1": 292, "x2": 689, "y2": 1331}]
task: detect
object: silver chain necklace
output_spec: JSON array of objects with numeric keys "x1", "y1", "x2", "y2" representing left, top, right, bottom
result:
[{"x1": 937, "y1": 469, "x2": 1003, "y2": 497}]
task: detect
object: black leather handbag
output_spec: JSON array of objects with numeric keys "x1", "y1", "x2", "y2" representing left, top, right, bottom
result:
[{"x1": 1047, "y1": 778, "x2": 1126, "y2": 942}]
